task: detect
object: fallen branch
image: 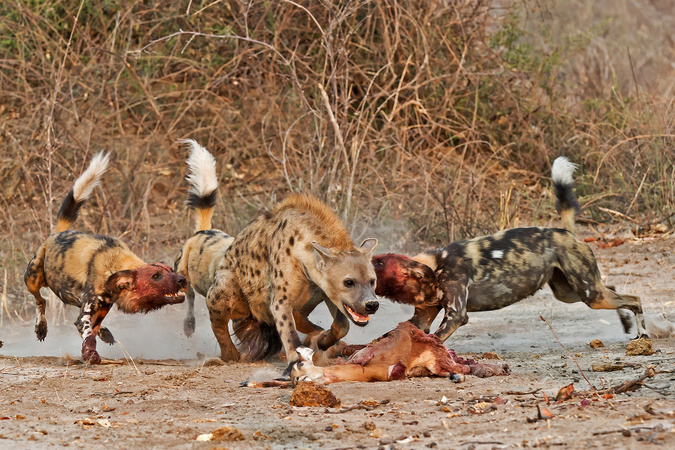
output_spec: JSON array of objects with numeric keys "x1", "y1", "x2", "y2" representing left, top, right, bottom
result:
[{"x1": 327, "y1": 399, "x2": 391, "y2": 413}]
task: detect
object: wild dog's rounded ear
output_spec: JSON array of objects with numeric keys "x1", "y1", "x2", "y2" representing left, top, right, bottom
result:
[
  {"x1": 104, "y1": 270, "x2": 136, "y2": 295},
  {"x1": 359, "y1": 238, "x2": 378, "y2": 256},
  {"x1": 312, "y1": 241, "x2": 335, "y2": 272},
  {"x1": 409, "y1": 262, "x2": 436, "y2": 281}
]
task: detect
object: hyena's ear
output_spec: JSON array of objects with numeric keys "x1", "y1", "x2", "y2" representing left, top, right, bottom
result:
[
  {"x1": 358, "y1": 238, "x2": 378, "y2": 256},
  {"x1": 104, "y1": 270, "x2": 136, "y2": 295},
  {"x1": 312, "y1": 241, "x2": 336, "y2": 272}
]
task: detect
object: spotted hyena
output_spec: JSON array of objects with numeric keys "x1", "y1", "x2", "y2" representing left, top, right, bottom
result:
[{"x1": 205, "y1": 193, "x2": 379, "y2": 371}]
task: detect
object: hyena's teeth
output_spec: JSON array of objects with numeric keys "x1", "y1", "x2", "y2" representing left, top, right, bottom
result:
[{"x1": 344, "y1": 304, "x2": 370, "y2": 324}]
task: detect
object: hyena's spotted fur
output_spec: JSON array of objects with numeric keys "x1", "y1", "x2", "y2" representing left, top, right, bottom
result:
[
  {"x1": 173, "y1": 140, "x2": 234, "y2": 336},
  {"x1": 24, "y1": 152, "x2": 187, "y2": 363},
  {"x1": 206, "y1": 194, "x2": 379, "y2": 369}
]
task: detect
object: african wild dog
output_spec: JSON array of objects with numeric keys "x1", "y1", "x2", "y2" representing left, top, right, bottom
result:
[
  {"x1": 205, "y1": 193, "x2": 379, "y2": 371},
  {"x1": 372, "y1": 157, "x2": 647, "y2": 342},
  {"x1": 24, "y1": 152, "x2": 187, "y2": 363},
  {"x1": 173, "y1": 139, "x2": 234, "y2": 336}
]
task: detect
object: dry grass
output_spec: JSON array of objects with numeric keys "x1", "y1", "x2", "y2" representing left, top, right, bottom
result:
[{"x1": 0, "y1": 0, "x2": 673, "y2": 320}]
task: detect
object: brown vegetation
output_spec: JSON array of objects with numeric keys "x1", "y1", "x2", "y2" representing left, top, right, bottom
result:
[{"x1": 1, "y1": 0, "x2": 673, "y2": 321}]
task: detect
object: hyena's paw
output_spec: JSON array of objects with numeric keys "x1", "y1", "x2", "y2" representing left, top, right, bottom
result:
[
  {"x1": 98, "y1": 327, "x2": 115, "y2": 345},
  {"x1": 183, "y1": 315, "x2": 196, "y2": 337},
  {"x1": 35, "y1": 319, "x2": 48, "y2": 341}
]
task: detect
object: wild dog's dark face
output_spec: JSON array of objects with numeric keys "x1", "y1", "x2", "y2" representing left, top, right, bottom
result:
[
  {"x1": 106, "y1": 263, "x2": 187, "y2": 313},
  {"x1": 372, "y1": 253, "x2": 439, "y2": 307},
  {"x1": 312, "y1": 239, "x2": 379, "y2": 327}
]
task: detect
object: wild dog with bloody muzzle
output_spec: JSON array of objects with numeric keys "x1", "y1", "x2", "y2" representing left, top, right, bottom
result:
[
  {"x1": 24, "y1": 153, "x2": 187, "y2": 363},
  {"x1": 173, "y1": 139, "x2": 235, "y2": 336},
  {"x1": 206, "y1": 193, "x2": 379, "y2": 372},
  {"x1": 372, "y1": 157, "x2": 648, "y2": 342}
]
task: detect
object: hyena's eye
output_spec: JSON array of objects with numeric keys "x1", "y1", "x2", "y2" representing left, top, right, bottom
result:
[
  {"x1": 343, "y1": 279, "x2": 355, "y2": 288},
  {"x1": 152, "y1": 272, "x2": 163, "y2": 281}
]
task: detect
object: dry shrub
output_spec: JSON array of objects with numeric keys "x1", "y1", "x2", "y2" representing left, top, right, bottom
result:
[{"x1": 0, "y1": 0, "x2": 673, "y2": 318}]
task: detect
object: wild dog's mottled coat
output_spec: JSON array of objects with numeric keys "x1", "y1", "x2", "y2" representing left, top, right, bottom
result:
[
  {"x1": 373, "y1": 157, "x2": 647, "y2": 341},
  {"x1": 173, "y1": 140, "x2": 234, "y2": 336},
  {"x1": 206, "y1": 193, "x2": 378, "y2": 368},
  {"x1": 24, "y1": 153, "x2": 187, "y2": 363}
]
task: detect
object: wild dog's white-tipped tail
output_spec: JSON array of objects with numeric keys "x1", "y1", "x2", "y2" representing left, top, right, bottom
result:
[
  {"x1": 72, "y1": 152, "x2": 110, "y2": 202},
  {"x1": 181, "y1": 139, "x2": 218, "y2": 198},
  {"x1": 551, "y1": 156, "x2": 580, "y2": 234},
  {"x1": 551, "y1": 156, "x2": 577, "y2": 187},
  {"x1": 55, "y1": 151, "x2": 111, "y2": 233},
  {"x1": 179, "y1": 139, "x2": 219, "y2": 232}
]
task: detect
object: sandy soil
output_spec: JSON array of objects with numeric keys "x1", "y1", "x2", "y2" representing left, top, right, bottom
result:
[{"x1": 1, "y1": 233, "x2": 674, "y2": 449}]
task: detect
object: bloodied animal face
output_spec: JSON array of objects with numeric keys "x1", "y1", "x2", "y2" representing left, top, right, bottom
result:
[
  {"x1": 105, "y1": 263, "x2": 187, "y2": 313},
  {"x1": 372, "y1": 253, "x2": 439, "y2": 307}
]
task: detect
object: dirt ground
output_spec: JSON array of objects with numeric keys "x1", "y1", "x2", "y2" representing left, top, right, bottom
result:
[{"x1": 1, "y1": 232, "x2": 674, "y2": 449}]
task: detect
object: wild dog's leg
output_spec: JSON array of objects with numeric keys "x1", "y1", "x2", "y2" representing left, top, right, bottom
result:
[
  {"x1": 588, "y1": 288, "x2": 648, "y2": 339},
  {"x1": 433, "y1": 273, "x2": 470, "y2": 342},
  {"x1": 97, "y1": 327, "x2": 115, "y2": 344},
  {"x1": 75, "y1": 293, "x2": 111, "y2": 364},
  {"x1": 556, "y1": 242, "x2": 648, "y2": 339},
  {"x1": 25, "y1": 246, "x2": 49, "y2": 341},
  {"x1": 183, "y1": 285, "x2": 197, "y2": 337},
  {"x1": 410, "y1": 304, "x2": 442, "y2": 334},
  {"x1": 606, "y1": 284, "x2": 634, "y2": 334},
  {"x1": 206, "y1": 270, "x2": 243, "y2": 361}
]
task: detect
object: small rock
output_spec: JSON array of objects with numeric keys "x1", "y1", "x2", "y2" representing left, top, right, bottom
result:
[
  {"x1": 589, "y1": 339, "x2": 604, "y2": 348},
  {"x1": 626, "y1": 338, "x2": 655, "y2": 356},
  {"x1": 290, "y1": 381, "x2": 341, "y2": 407},
  {"x1": 363, "y1": 421, "x2": 376, "y2": 431}
]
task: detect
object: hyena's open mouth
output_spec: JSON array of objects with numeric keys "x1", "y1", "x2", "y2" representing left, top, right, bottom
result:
[{"x1": 344, "y1": 304, "x2": 370, "y2": 326}]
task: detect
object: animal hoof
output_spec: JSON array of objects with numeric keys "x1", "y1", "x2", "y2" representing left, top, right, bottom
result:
[
  {"x1": 282, "y1": 361, "x2": 297, "y2": 377},
  {"x1": 449, "y1": 373, "x2": 465, "y2": 383},
  {"x1": 35, "y1": 321, "x2": 48, "y2": 341},
  {"x1": 98, "y1": 327, "x2": 115, "y2": 344},
  {"x1": 183, "y1": 316, "x2": 196, "y2": 337}
]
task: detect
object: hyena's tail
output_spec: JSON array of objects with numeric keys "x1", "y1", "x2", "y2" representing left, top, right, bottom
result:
[
  {"x1": 55, "y1": 152, "x2": 110, "y2": 233},
  {"x1": 233, "y1": 318, "x2": 283, "y2": 362},
  {"x1": 181, "y1": 139, "x2": 218, "y2": 233},
  {"x1": 551, "y1": 156, "x2": 580, "y2": 234}
]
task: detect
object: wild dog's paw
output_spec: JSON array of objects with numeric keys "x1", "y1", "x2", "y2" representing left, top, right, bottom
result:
[
  {"x1": 183, "y1": 315, "x2": 196, "y2": 337},
  {"x1": 98, "y1": 327, "x2": 115, "y2": 344},
  {"x1": 81, "y1": 336, "x2": 102, "y2": 364},
  {"x1": 35, "y1": 319, "x2": 48, "y2": 341}
]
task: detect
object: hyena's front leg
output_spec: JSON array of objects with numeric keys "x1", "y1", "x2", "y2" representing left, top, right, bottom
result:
[
  {"x1": 270, "y1": 289, "x2": 304, "y2": 375},
  {"x1": 75, "y1": 294, "x2": 111, "y2": 364},
  {"x1": 206, "y1": 270, "x2": 243, "y2": 362}
]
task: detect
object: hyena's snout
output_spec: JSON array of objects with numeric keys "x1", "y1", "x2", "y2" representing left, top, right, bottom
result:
[{"x1": 365, "y1": 299, "x2": 379, "y2": 314}]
